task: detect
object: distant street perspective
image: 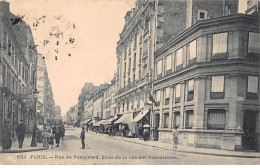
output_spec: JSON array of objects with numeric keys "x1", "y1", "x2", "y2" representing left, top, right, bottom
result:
[{"x1": 0, "y1": 126, "x2": 259, "y2": 165}]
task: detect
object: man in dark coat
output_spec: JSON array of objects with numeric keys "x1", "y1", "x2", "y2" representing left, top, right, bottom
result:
[
  {"x1": 15, "y1": 120, "x2": 26, "y2": 148},
  {"x1": 80, "y1": 127, "x2": 85, "y2": 149},
  {"x1": 1, "y1": 120, "x2": 12, "y2": 151}
]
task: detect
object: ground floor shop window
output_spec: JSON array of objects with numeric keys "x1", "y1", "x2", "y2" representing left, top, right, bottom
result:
[
  {"x1": 185, "y1": 110, "x2": 194, "y2": 129},
  {"x1": 173, "y1": 112, "x2": 180, "y2": 129},
  {"x1": 163, "y1": 113, "x2": 169, "y2": 128},
  {"x1": 207, "y1": 109, "x2": 226, "y2": 130}
]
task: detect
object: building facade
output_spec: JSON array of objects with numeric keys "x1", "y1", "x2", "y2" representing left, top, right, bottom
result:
[
  {"x1": 153, "y1": 12, "x2": 260, "y2": 151},
  {"x1": 0, "y1": 1, "x2": 38, "y2": 144},
  {"x1": 114, "y1": 0, "x2": 238, "y2": 137},
  {"x1": 103, "y1": 76, "x2": 117, "y2": 119}
]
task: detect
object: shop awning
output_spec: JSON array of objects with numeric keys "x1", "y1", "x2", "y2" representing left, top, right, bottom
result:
[
  {"x1": 93, "y1": 120, "x2": 107, "y2": 127},
  {"x1": 82, "y1": 119, "x2": 92, "y2": 125},
  {"x1": 101, "y1": 116, "x2": 119, "y2": 125},
  {"x1": 133, "y1": 110, "x2": 150, "y2": 123},
  {"x1": 114, "y1": 113, "x2": 134, "y2": 124}
]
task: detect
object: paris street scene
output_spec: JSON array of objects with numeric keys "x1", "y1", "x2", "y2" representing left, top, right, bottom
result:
[{"x1": 0, "y1": 0, "x2": 260, "y2": 165}]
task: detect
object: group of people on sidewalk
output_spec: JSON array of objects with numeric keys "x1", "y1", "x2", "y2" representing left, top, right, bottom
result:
[{"x1": 1, "y1": 120, "x2": 66, "y2": 151}]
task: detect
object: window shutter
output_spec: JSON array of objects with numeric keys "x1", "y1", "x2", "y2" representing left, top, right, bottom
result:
[
  {"x1": 175, "y1": 84, "x2": 181, "y2": 98},
  {"x1": 188, "y1": 79, "x2": 194, "y2": 91},
  {"x1": 211, "y1": 76, "x2": 224, "y2": 92},
  {"x1": 248, "y1": 32, "x2": 260, "y2": 54},
  {"x1": 248, "y1": 76, "x2": 258, "y2": 93},
  {"x1": 176, "y1": 48, "x2": 183, "y2": 66},
  {"x1": 189, "y1": 40, "x2": 197, "y2": 59},
  {"x1": 213, "y1": 33, "x2": 228, "y2": 54}
]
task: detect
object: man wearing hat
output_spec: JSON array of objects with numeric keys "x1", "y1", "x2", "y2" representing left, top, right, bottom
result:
[{"x1": 15, "y1": 120, "x2": 26, "y2": 148}]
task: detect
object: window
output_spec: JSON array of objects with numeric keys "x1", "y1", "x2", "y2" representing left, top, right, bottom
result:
[
  {"x1": 212, "y1": 33, "x2": 228, "y2": 59},
  {"x1": 247, "y1": 76, "x2": 258, "y2": 99},
  {"x1": 248, "y1": 32, "x2": 260, "y2": 53},
  {"x1": 187, "y1": 79, "x2": 194, "y2": 101},
  {"x1": 164, "y1": 87, "x2": 170, "y2": 105},
  {"x1": 155, "y1": 90, "x2": 161, "y2": 106},
  {"x1": 207, "y1": 109, "x2": 226, "y2": 130},
  {"x1": 211, "y1": 76, "x2": 225, "y2": 99},
  {"x1": 175, "y1": 84, "x2": 181, "y2": 103},
  {"x1": 163, "y1": 113, "x2": 169, "y2": 128},
  {"x1": 165, "y1": 55, "x2": 171, "y2": 74},
  {"x1": 176, "y1": 48, "x2": 183, "y2": 69},
  {"x1": 211, "y1": 76, "x2": 224, "y2": 92},
  {"x1": 248, "y1": 32, "x2": 260, "y2": 60},
  {"x1": 198, "y1": 10, "x2": 207, "y2": 20},
  {"x1": 185, "y1": 110, "x2": 194, "y2": 129},
  {"x1": 188, "y1": 40, "x2": 197, "y2": 65},
  {"x1": 156, "y1": 60, "x2": 162, "y2": 78},
  {"x1": 173, "y1": 112, "x2": 180, "y2": 129}
]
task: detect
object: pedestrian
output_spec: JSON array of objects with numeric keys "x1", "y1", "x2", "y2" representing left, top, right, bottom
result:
[
  {"x1": 138, "y1": 127, "x2": 143, "y2": 139},
  {"x1": 143, "y1": 128, "x2": 149, "y2": 142},
  {"x1": 172, "y1": 127, "x2": 179, "y2": 150},
  {"x1": 15, "y1": 120, "x2": 26, "y2": 148},
  {"x1": 48, "y1": 134, "x2": 54, "y2": 149},
  {"x1": 1, "y1": 120, "x2": 12, "y2": 151},
  {"x1": 30, "y1": 123, "x2": 38, "y2": 147},
  {"x1": 80, "y1": 127, "x2": 85, "y2": 149},
  {"x1": 42, "y1": 125, "x2": 48, "y2": 147},
  {"x1": 55, "y1": 131, "x2": 60, "y2": 147}
]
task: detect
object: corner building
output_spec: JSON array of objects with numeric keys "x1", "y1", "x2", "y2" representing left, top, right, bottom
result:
[
  {"x1": 115, "y1": 0, "x2": 238, "y2": 139},
  {"x1": 153, "y1": 13, "x2": 260, "y2": 151}
]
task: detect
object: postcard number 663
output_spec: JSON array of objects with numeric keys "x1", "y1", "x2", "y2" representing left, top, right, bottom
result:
[{"x1": 17, "y1": 155, "x2": 26, "y2": 159}]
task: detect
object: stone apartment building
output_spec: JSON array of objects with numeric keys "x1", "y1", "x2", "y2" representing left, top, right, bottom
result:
[
  {"x1": 36, "y1": 53, "x2": 56, "y2": 124},
  {"x1": 153, "y1": 6, "x2": 259, "y2": 152},
  {"x1": 114, "y1": 0, "x2": 238, "y2": 136},
  {"x1": 103, "y1": 76, "x2": 117, "y2": 119},
  {"x1": 0, "y1": 1, "x2": 38, "y2": 144}
]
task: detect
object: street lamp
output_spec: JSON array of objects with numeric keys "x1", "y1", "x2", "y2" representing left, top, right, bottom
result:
[
  {"x1": 31, "y1": 89, "x2": 39, "y2": 147},
  {"x1": 33, "y1": 89, "x2": 39, "y2": 122}
]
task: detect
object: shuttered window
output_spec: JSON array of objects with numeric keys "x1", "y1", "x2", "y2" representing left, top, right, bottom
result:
[
  {"x1": 173, "y1": 112, "x2": 180, "y2": 129},
  {"x1": 156, "y1": 60, "x2": 162, "y2": 75},
  {"x1": 248, "y1": 32, "x2": 260, "y2": 54},
  {"x1": 189, "y1": 40, "x2": 197, "y2": 59},
  {"x1": 163, "y1": 113, "x2": 169, "y2": 128},
  {"x1": 155, "y1": 90, "x2": 161, "y2": 103},
  {"x1": 185, "y1": 110, "x2": 194, "y2": 129},
  {"x1": 164, "y1": 87, "x2": 170, "y2": 105},
  {"x1": 166, "y1": 55, "x2": 171, "y2": 71},
  {"x1": 211, "y1": 76, "x2": 224, "y2": 92},
  {"x1": 207, "y1": 109, "x2": 226, "y2": 130},
  {"x1": 212, "y1": 33, "x2": 228, "y2": 54},
  {"x1": 175, "y1": 84, "x2": 181, "y2": 98},
  {"x1": 187, "y1": 79, "x2": 194, "y2": 91},
  {"x1": 176, "y1": 48, "x2": 183, "y2": 66},
  {"x1": 248, "y1": 76, "x2": 258, "y2": 93}
]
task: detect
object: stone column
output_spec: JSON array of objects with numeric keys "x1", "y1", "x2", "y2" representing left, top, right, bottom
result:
[
  {"x1": 159, "y1": 89, "x2": 163, "y2": 128},
  {"x1": 228, "y1": 75, "x2": 244, "y2": 130},
  {"x1": 193, "y1": 76, "x2": 206, "y2": 129},
  {"x1": 169, "y1": 86, "x2": 174, "y2": 129},
  {"x1": 179, "y1": 82, "x2": 185, "y2": 129}
]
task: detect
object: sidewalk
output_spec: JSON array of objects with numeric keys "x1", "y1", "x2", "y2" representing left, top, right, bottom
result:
[
  {"x1": 88, "y1": 132, "x2": 260, "y2": 158},
  {"x1": 0, "y1": 137, "x2": 48, "y2": 153}
]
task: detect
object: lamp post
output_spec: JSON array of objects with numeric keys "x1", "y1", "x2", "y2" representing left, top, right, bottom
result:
[
  {"x1": 30, "y1": 89, "x2": 39, "y2": 147},
  {"x1": 33, "y1": 89, "x2": 39, "y2": 122}
]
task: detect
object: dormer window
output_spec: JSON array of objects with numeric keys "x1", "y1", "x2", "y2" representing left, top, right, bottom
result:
[{"x1": 198, "y1": 10, "x2": 207, "y2": 20}]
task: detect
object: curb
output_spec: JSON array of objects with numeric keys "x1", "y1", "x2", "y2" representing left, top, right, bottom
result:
[
  {"x1": 88, "y1": 132, "x2": 260, "y2": 159},
  {"x1": 0, "y1": 147, "x2": 49, "y2": 153}
]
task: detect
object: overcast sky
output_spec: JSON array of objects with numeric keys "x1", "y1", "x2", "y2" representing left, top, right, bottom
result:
[{"x1": 8, "y1": 0, "x2": 248, "y2": 116}]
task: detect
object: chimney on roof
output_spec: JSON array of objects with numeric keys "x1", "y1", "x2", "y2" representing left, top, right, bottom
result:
[{"x1": 0, "y1": 1, "x2": 10, "y2": 16}]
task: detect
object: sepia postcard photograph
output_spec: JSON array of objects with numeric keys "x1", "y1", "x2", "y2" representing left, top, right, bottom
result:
[{"x1": 0, "y1": 0, "x2": 260, "y2": 165}]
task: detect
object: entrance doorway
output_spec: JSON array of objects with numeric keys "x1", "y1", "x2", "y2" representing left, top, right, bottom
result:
[{"x1": 242, "y1": 110, "x2": 257, "y2": 151}]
